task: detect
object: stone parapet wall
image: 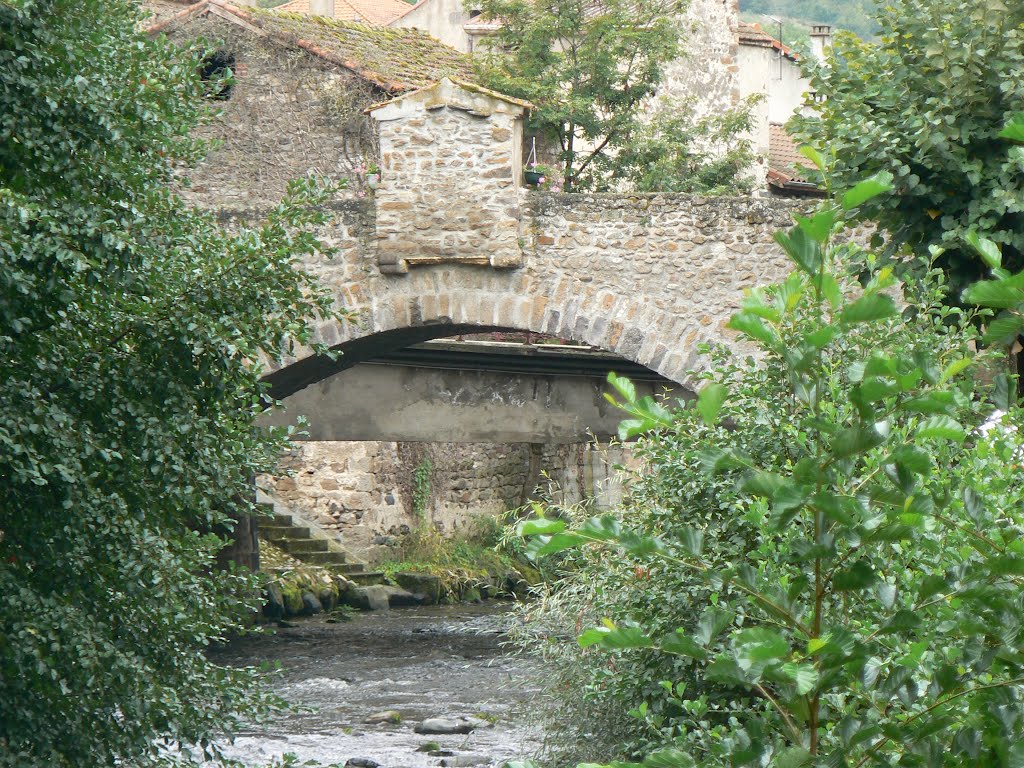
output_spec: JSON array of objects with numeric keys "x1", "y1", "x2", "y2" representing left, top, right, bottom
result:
[
  {"x1": 261, "y1": 440, "x2": 633, "y2": 563},
  {"x1": 265, "y1": 191, "x2": 806, "y2": 398}
]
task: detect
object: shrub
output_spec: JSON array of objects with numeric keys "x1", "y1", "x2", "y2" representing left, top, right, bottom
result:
[{"x1": 516, "y1": 172, "x2": 1024, "y2": 764}]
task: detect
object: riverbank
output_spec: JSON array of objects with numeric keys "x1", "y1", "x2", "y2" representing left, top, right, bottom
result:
[
  {"x1": 209, "y1": 604, "x2": 544, "y2": 767},
  {"x1": 259, "y1": 538, "x2": 541, "y2": 620}
]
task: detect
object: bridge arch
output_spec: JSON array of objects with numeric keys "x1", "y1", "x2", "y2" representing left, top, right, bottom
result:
[{"x1": 262, "y1": 269, "x2": 717, "y2": 400}]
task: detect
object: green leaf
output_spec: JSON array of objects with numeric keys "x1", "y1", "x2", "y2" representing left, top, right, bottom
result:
[
  {"x1": 915, "y1": 415, "x2": 966, "y2": 443},
  {"x1": 832, "y1": 560, "x2": 877, "y2": 591},
  {"x1": 989, "y1": 557, "x2": 1024, "y2": 576},
  {"x1": 578, "y1": 625, "x2": 654, "y2": 650},
  {"x1": 678, "y1": 527, "x2": 704, "y2": 557},
  {"x1": 798, "y1": 144, "x2": 825, "y2": 170},
  {"x1": 733, "y1": 627, "x2": 790, "y2": 662},
  {"x1": 697, "y1": 447, "x2": 749, "y2": 474},
  {"x1": 998, "y1": 112, "x2": 1024, "y2": 143},
  {"x1": 839, "y1": 294, "x2": 898, "y2": 325},
  {"x1": 518, "y1": 517, "x2": 566, "y2": 536},
  {"x1": 578, "y1": 515, "x2": 621, "y2": 541},
  {"x1": 889, "y1": 445, "x2": 932, "y2": 474},
  {"x1": 642, "y1": 750, "x2": 696, "y2": 768},
  {"x1": 704, "y1": 656, "x2": 747, "y2": 685},
  {"x1": 807, "y1": 637, "x2": 828, "y2": 655},
  {"x1": 780, "y1": 662, "x2": 819, "y2": 695},
  {"x1": 964, "y1": 230, "x2": 1002, "y2": 270},
  {"x1": 607, "y1": 371, "x2": 637, "y2": 403},
  {"x1": 659, "y1": 630, "x2": 709, "y2": 660},
  {"x1": 963, "y1": 279, "x2": 1024, "y2": 310},
  {"x1": 939, "y1": 357, "x2": 972, "y2": 384},
  {"x1": 831, "y1": 424, "x2": 886, "y2": 458},
  {"x1": 727, "y1": 312, "x2": 779, "y2": 348},
  {"x1": 900, "y1": 392, "x2": 956, "y2": 415},
  {"x1": 774, "y1": 226, "x2": 823, "y2": 275},
  {"x1": 525, "y1": 532, "x2": 587, "y2": 558},
  {"x1": 695, "y1": 607, "x2": 735, "y2": 646},
  {"x1": 774, "y1": 746, "x2": 813, "y2": 768},
  {"x1": 741, "y1": 471, "x2": 790, "y2": 497},
  {"x1": 794, "y1": 207, "x2": 837, "y2": 241},
  {"x1": 696, "y1": 382, "x2": 727, "y2": 426},
  {"x1": 840, "y1": 171, "x2": 894, "y2": 210},
  {"x1": 983, "y1": 313, "x2": 1024, "y2": 345}
]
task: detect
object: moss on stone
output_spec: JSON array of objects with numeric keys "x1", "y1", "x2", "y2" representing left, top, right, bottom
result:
[{"x1": 281, "y1": 582, "x2": 304, "y2": 615}]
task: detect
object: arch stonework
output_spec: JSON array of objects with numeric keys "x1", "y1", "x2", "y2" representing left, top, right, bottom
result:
[
  {"x1": 256, "y1": 78, "x2": 804, "y2": 398},
  {"x1": 261, "y1": 191, "x2": 801, "y2": 398}
]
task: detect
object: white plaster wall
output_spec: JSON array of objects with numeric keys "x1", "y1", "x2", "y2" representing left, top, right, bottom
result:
[
  {"x1": 737, "y1": 43, "x2": 772, "y2": 155},
  {"x1": 738, "y1": 42, "x2": 811, "y2": 160},
  {"x1": 391, "y1": 0, "x2": 472, "y2": 52},
  {"x1": 767, "y1": 56, "x2": 808, "y2": 124}
]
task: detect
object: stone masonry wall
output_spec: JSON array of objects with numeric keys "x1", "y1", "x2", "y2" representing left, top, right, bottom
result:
[
  {"x1": 261, "y1": 440, "x2": 632, "y2": 563},
  {"x1": 658, "y1": 0, "x2": 741, "y2": 119},
  {"x1": 272, "y1": 192, "x2": 803, "y2": 396},
  {"x1": 371, "y1": 82, "x2": 526, "y2": 272},
  {"x1": 166, "y1": 16, "x2": 379, "y2": 211}
]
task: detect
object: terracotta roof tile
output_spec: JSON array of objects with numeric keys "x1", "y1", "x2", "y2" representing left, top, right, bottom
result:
[
  {"x1": 275, "y1": 0, "x2": 412, "y2": 27},
  {"x1": 738, "y1": 21, "x2": 798, "y2": 62},
  {"x1": 768, "y1": 122, "x2": 821, "y2": 191}
]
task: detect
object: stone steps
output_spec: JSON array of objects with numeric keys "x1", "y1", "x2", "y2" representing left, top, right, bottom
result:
[
  {"x1": 280, "y1": 538, "x2": 329, "y2": 554},
  {"x1": 255, "y1": 495, "x2": 383, "y2": 585},
  {"x1": 261, "y1": 526, "x2": 310, "y2": 541}
]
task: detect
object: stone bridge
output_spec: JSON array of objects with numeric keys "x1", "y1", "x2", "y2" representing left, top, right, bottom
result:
[{"x1": 262, "y1": 80, "x2": 801, "y2": 402}]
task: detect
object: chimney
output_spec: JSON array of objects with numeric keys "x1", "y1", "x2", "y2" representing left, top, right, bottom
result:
[
  {"x1": 809, "y1": 24, "x2": 832, "y2": 63},
  {"x1": 309, "y1": 0, "x2": 336, "y2": 16}
]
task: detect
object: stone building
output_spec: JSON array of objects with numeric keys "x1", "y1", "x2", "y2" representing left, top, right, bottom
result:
[
  {"x1": 145, "y1": 0, "x2": 473, "y2": 207},
  {"x1": 141, "y1": 0, "x2": 806, "y2": 563},
  {"x1": 737, "y1": 21, "x2": 829, "y2": 194}
]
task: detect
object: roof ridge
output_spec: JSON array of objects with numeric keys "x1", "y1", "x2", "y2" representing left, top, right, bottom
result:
[
  {"x1": 388, "y1": 0, "x2": 429, "y2": 23},
  {"x1": 147, "y1": 1, "x2": 472, "y2": 94}
]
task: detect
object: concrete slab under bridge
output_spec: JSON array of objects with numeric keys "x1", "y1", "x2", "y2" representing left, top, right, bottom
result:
[{"x1": 260, "y1": 340, "x2": 690, "y2": 443}]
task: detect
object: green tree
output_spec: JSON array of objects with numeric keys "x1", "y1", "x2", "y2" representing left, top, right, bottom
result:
[
  {"x1": 0, "y1": 1, "x2": 339, "y2": 765},
  {"x1": 791, "y1": 0, "x2": 1024, "y2": 297},
  {"x1": 612, "y1": 98, "x2": 758, "y2": 195},
  {"x1": 473, "y1": 0, "x2": 685, "y2": 190},
  {"x1": 517, "y1": 174, "x2": 1024, "y2": 763}
]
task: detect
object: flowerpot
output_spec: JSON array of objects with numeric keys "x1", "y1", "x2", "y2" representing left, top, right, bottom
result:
[
  {"x1": 524, "y1": 170, "x2": 545, "y2": 186},
  {"x1": 366, "y1": 173, "x2": 380, "y2": 190}
]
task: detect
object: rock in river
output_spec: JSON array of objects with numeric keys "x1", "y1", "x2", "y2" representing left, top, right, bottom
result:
[
  {"x1": 345, "y1": 585, "x2": 425, "y2": 611},
  {"x1": 365, "y1": 709, "x2": 402, "y2": 724},
  {"x1": 415, "y1": 716, "x2": 488, "y2": 735}
]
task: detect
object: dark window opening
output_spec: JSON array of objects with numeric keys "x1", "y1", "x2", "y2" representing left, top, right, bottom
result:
[
  {"x1": 468, "y1": 8, "x2": 482, "y2": 18},
  {"x1": 199, "y1": 50, "x2": 236, "y2": 101}
]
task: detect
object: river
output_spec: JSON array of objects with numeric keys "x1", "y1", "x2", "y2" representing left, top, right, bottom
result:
[{"x1": 209, "y1": 603, "x2": 545, "y2": 768}]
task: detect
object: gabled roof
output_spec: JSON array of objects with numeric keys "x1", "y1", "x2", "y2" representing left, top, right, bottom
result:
[
  {"x1": 738, "y1": 21, "x2": 799, "y2": 63},
  {"x1": 767, "y1": 123, "x2": 823, "y2": 196},
  {"x1": 366, "y1": 76, "x2": 532, "y2": 116},
  {"x1": 275, "y1": 0, "x2": 411, "y2": 27},
  {"x1": 146, "y1": 0, "x2": 473, "y2": 93}
]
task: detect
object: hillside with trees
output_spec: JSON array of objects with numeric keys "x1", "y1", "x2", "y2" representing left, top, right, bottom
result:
[{"x1": 740, "y1": 0, "x2": 879, "y2": 39}]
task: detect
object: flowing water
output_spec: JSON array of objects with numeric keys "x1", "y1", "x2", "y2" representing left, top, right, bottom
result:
[{"x1": 209, "y1": 603, "x2": 545, "y2": 768}]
